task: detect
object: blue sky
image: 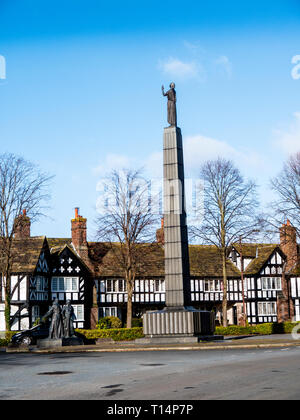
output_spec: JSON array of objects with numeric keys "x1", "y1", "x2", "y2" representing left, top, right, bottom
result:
[{"x1": 0, "y1": 0, "x2": 300, "y2": 239}]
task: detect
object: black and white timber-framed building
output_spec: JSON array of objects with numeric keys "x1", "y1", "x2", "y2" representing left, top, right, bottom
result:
[{"x1": 1, "y1": 210, "x2": 300, "y2": 331}]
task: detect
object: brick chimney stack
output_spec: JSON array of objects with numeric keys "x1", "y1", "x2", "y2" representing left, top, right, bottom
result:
[
  {"x1": 71, "y1": 207, "x2": 87, "y2": 250},
  {"x1": 14, "y1": 209, "x2": 31, "y2": 239},
  {"x1": 277, "y1": 220, "x2": 297, "y2": 323},
  {"x1": 71, "y1": 208, "x2": 97, "y2": 329},
  {"x1": 280, "y1": 220, "x2": 298, "y2": 272}
]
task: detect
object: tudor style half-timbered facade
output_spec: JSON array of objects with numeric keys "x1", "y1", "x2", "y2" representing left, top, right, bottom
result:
[
  {"x1": 228, "y1": 245, "x2": 287, "y2": 324},
  {"x1": 0, "y1": 214, "x2": 94, "y2": 332},
  {"x1": 0, "y1": 237, "x2": 51, "y2": 331},
  {"x1": 49, "y1": 243, "x2": 93, "y2": 329},
  {"x1": 1, "y1": 211, "x2": 300, "y2": 331}
]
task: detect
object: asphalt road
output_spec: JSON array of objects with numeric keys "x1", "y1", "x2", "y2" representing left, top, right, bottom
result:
[{"x1": 1, "y1": 347, "x2": 300, "y2": 400}]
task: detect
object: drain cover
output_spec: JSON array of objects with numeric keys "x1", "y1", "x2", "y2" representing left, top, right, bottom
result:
[
  {"x1": 38, "y1": 371, "x2": 73, "y2": 376},
  {"x1": 140, "y1": 364, "x2": 165, "y2": 367}
]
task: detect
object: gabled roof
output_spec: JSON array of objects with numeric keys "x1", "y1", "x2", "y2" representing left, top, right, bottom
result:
[
  {"x1": 244, "y1": 245, "x2": 280, "y2": 276},
  {"x1": 287, "y1": 258, "x2": 300, "y2": 276},
  {"x1": 0, "y1": 236, "x2": 48, "y2": 274},
  {"x1": 50, "y1": 242, "x2": 93, "y2": 275},
  {"x1": 2, "y1": 234, "x2": 292, "y2": 279},
  {"x1": 231, "y1": 243, "x2": 276, "y2": 258},
  {"x1": 47, "y1": 237, "x2": 72, "y2": 253}
]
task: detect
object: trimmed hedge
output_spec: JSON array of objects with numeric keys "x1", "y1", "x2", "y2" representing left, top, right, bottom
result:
[
  {"x1": 0, "y1": 338, "x2": 9, "y2": 347},
  {"x1": 76, "y1": 327, "x2": 144, "y2": 342},
  {"x1": 0, "y1": 331, "x2": 19, "y2": 347},
  {"x1": 96, "y1": 316, "x2": 122, "y2": 330},
  {"x1": 1, "y1": 322, "x2": 299, "y2": 347},
  {"x1": 215, "y1": 322, "x2": 300, "y2": 336},
  {"x1": 125, "y1": 318, "x2": 143, "y2": 328}
]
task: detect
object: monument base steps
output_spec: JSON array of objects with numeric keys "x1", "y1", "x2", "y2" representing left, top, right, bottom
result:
[{"x1": 37, "y1": 336, "x2": 84, "y2": 349}]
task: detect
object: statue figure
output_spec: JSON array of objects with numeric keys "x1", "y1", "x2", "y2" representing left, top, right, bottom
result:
[
  {"x1": 162, "y1": 83, "x2": 177, "y2": 127},
  {"x1": 43, "y1": 298, "x2": 64, "y2": 339},
  {"x1": 62, "y1": 300, "x2": 76, "y2": 338}
]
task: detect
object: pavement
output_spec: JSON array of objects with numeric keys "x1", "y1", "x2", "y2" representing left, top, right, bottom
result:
[{"x1": 3, "y1": 334, "x2": 300, "y2": 354}]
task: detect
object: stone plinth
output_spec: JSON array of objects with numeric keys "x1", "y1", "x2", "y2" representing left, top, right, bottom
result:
[
  {"x1": 142, "y1": 308, "x2": 215, "y2": 341},
  {"x1": 37, "y1": 336, "x2": 84, "y2": 349}
]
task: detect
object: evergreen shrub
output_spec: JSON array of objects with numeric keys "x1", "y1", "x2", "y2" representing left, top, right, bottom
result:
[
  {"x1": 96, "y1": 316, "x2": 122, "y2": 329},
  {"x1": 215, "y1": 322, "x2": 300, "y2": 336},
  {"x1": 77, "y1": 327, "x2": 144, "y2": 341}
]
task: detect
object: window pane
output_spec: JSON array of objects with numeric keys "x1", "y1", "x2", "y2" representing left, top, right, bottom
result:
[
  {"x1": 72, "y1": 278, "x2": 78, "y2": 291},
  {"x1": 59, "y1": 278, "x2": 64, "y2": 291},
  {"x1": 76, "y1": 305, "x2": 83, "y2": 320},
  {"x1": 113, "y1": 280, "x2": 117, "y2": 292},
  {"x1": 52, "y1": 278, "x2": 58, "y2": 291},
  {"x1": 65, "y1": 278, "x2": 71, "y2": 291},
  {"x1": 107, "y1": 280, "x2": 112, "y2": 292},
  {"x1": 277, "y1": 278, "x2": 281, "y2": 290}
]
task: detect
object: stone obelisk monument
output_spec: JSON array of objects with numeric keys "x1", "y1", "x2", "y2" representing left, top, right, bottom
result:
[{"x1": 141, "y1": 83, "x2": 215, "y2": 343}]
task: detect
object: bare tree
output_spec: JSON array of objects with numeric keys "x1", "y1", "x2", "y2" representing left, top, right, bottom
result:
[
  {"x1": 95, "y1": 169, "x2": 158, "y2": 328},
  {"x1": 270, "y1": 152, "x2": 300, "y2": 236},
  {"x1": 0, "y1": 153, "x2": 53, "y2": 331},
  {"x1": 191, "y1": 158, "x2": 261, "y2": 327}
]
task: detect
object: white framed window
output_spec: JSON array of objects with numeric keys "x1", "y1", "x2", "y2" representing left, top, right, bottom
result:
[
  {"x1": 261, "y1": 277, "x2": 282, "y2": 291},
  {"x1": 204, "y1": 279, "x2": 222, "y2": 292},
  {"x1": 99, "y1": 307, "x2": 118, "y2": 318},
  {"x1": 72, "y1": 304, "x2": 84, "y2": 321},
  {"x1": 51, "y1": 277, "x2": 79, "y2": 292},
  {"x1": 106, "y1": 279, "x2": 126, "y2": 293},
  {"x1": 258, "y1": 302, "x2": 277, "y2": 315},
  {"x1": 32, "y1": 306, "x2": 40, "y2": 323},
  {"x1": 148, "y1": 279, "x2": 165, "y2": 293},
  {"x1": 36, "y1": 276, "x2": 46, "y2": 292}
]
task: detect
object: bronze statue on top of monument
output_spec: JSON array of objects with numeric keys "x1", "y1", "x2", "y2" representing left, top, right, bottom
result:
[{"x1": 162, "y1": 83, "x2": 177, "y2": 127}]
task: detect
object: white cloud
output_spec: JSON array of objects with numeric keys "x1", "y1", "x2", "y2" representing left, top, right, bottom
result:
[
  {"x1": 215, "y1": 55, "x2": 233, "y2": 79},
  {"x1": 158, "y1": 57, "x2": 205, "y2": 81},
  {"x1": 291, "y1": 55, "x2": 300, "y2": 80},
  {"x1": 182, "y1": 135, "x2": 264, "y2": 176},
  {"x1": 0, "y1": 55, "x2": 6, "y2": 80},
  {"x1": 93, "y1": 153, "x2": 132, "y2": 176},
  {"x1": 273, "y1": 112, "x2": 300, "y2": 155},
  {"x1": 93, "y1": 135, "x2": 265, "y2": 186},
  {"x1": 143, "y1": 134, "x2": 265, "y2": 179}
]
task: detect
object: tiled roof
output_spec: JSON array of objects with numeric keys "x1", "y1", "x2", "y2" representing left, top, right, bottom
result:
[
  {"x1": 47, "y1": 238, "x2": 72, "y2": 253},
  {"x1": 232, "y1": 243, "x2": 276, "y2": 258},
  {"x1": 87, "y1": 243, "x2": 241, "y2": 278},
  {"x1": 244, "y1": 245, "x2": 279, "y2": 275},
  {"x1": 288, "y1": 259, "x2": 300, "y2": 276},
  {"x1": 189, "y1": 245, "x2": 241, "y2": 278},
  {"x1": 0, "y1": 237, "x2": 47, "y2": 274},
  {"x1": 1, "y1": 235, "x2": 292, "y2": 278},
  {"x1": 88, "y1": 243, "x2": 165, "y2": 277}
]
